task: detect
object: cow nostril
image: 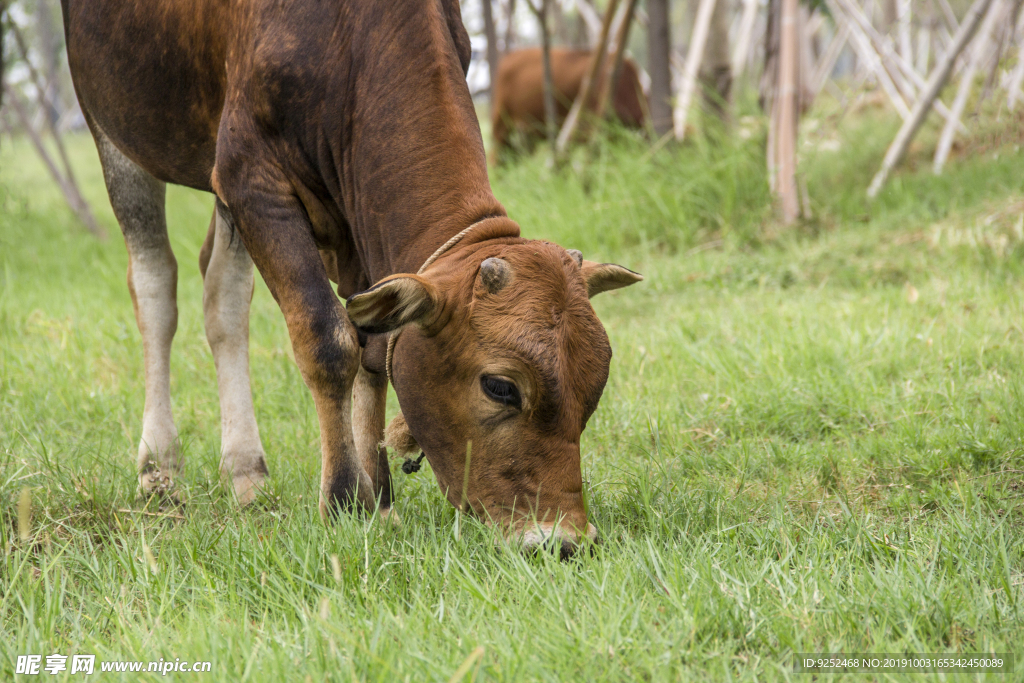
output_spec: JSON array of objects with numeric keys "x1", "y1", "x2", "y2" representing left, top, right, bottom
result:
[{"x1": 559, "y1": 538, "x2": 577, "y2": 561}]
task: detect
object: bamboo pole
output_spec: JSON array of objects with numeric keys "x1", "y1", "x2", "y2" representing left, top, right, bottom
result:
[
  {"x1": 1008, "y1": 44, "x2": 1024, "y2": 109},
  {"x1": 936, "y1": 0, "x2": 960, "y2": 32},
  {"x1": 813, "y1": 24, "x2": 851, "y2": 95},
  {"x1": 527, "y1": 0, "x2": 557, "y2": 162},
  {"x1": 1007, "y1": 1, "x2": 1024, "y2": 108},
  {"x1": 648, "y1": 0, "x2": 673, "y2": 136},
  {"x1": 732, "y1": 0, "x2": 761, "y2": 77},
  {"x1": 833, "y1": 0, "x2": 967, "y2": 131},
  {"x1": 607, "y1": 0, "x2": 631, "y2": 47},
  {"x1": 602, "y1": 0, "x2": 639, "y2": 118},
  {"x1": 482, "y1": 0, "x2": 500, "y2": 103},
  {"x1": 867, "y1": 0, "x2": 998, "y2": 197},
  {"x1": 573, "y1": 0, "x2": 602, "y2": 43},
  {"x1": 933, "y1": 0, "x2": 1004, "y2": 173},
  {"x1": 976, "y1": 2, "x2": 1015, "y2": 113},
  {"x1": 828, "y1": 0, "x2": 912, "y2": 118},
  {"x1": 797, "y1": 6, "x2": 815, "y2": 111},
  {"x1": 503, "y1": 0, "x2": 519, "y2": 53},
  {"x1": 915, "y1": 23, "x2": 931, "y2": 75},
  {"x1": 898, "y1": 0, "x2": 914, "y2": 63},
  {"x1": 673, "y1": 0, "x2": 719, "y2": 140},
  {"x1": 556, "y1": 0, "x2": 620, "y2": 154},
  {"x1": 774, "y1": 0, "x2": 800, "y2": 222}
]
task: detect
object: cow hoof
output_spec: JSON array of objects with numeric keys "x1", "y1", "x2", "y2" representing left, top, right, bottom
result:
[
  {"x1": 220, "y1": 453, "x2": 269, "y2": 506},
  {"x1": 232, "y1": 473, "x2": 266, "y2": 506},
  {"x1": 318, "y1": 469, "x2": 377, "y2": 521},
  {"x1": 379, "y1": 507, "x2": 401, "y2": 526},
  {"x1": 318, "y1": 494, "x2": 355, "y2": 522},
  {"x1": 138, "y1": 464, "x2": 175, "y2": 497}
]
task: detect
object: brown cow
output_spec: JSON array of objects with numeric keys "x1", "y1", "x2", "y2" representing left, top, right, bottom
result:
[
  {"x1": 491, "y1": 47, "x2": 647, "y2": 164},
  {"x1": 61, "y1": 0, "x2": 641, "y2": 556}
]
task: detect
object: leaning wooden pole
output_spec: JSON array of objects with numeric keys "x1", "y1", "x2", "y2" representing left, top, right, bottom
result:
[
  {"x1": 9, "y1": 23, "x2": 85, "y2": 186},
  {"x1": 866, "y1": 0, "x2": 997, "y2": 198},
  {"x1": 601, "y1": 0, "x2": 639, "y2": 118},
  {"x1": 832, "y1": 0, "x2": 965, "y2": 131},
  {"x1": 556, "y1": 0, "x2": 620, "y2": 154},
  {"x1": 933, "y1": 0, "x2": 1003, "y2": 173},
  {"x1": 3, "y1": 86, "x2": 106, "y2": 239},
  {"x1": 812, "y1": 24, "x2": 850, "y2": 95},
  {"x1": 732, "y1": 0, "x2": 761, "y2": 78},
  {"x1": 673, "y1": 0, "x2": 719, "y2": 140},
  {"x1": 1008, "y1": 43, "x2": 1024, "y2": 110}
]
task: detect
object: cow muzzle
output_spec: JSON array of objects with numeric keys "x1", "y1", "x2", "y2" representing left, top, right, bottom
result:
[{"x1": 519, "y1": 521, "x2": 599, "y2": 560}]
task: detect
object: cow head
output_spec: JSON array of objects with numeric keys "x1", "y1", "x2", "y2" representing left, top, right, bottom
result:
[{"x1": 346, "y1": 240, "x2": 640, "y2": 557}]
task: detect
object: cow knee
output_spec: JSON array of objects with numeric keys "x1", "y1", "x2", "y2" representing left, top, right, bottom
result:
[{"x1": 288, "y1": 302, "x2": 361, "y2": 392}]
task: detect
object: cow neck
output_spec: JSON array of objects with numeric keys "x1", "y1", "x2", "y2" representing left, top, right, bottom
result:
[{"x1": 385, "y1": 214, "x2": 502, "y2": 387}]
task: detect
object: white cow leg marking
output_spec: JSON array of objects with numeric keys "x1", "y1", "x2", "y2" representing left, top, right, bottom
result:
[
  {"x1": 203, "y1": 208, "x2": 268, "y2": 505},
  {"x1": 93, "y1": 130, "x2": 181, "y2": 495},
  {"x1": 129, "y1": 250, "x2": 181, "y2": 493},
  {"x1": 352, "y1": 364, "x2": 396, "y2": 520}
]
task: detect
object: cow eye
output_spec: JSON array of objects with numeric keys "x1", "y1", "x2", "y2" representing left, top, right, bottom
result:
[{"x1": 481, "y1": 376, "x2": 522, "y2": 410}]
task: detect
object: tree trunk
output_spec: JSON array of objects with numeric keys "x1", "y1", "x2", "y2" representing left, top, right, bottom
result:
[
  {"x1": 482, "y1": 0, "x2": 500, "y2": 104},
  {"x1": 647, "y1": 0, "x2": 673, "y2": 137},
  {"x1": 701, "y1": 0, "x2": 733, "y2": 123}
]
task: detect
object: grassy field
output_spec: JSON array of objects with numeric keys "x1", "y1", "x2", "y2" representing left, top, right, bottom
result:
[{"x1": 2, "y1": 99, "x2": 1024, "y2": 681}]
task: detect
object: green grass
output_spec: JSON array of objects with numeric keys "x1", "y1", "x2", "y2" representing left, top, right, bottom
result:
[{"x1": 2, "y1": 101, "x2": 1024, "y2": 681}]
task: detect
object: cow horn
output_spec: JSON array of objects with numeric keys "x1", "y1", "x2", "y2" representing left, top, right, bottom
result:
[
  {"x1": 567, "y1": 249, "x2": 583, "y2": 266},
  {"x1": 480, "y1": 257, "x2": 512, "y2": 293}
]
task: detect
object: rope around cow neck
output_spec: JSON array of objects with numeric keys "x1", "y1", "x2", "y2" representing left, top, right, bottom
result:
[{"x1": 384, "y1": 216, "x2": 499, "y2": 387}]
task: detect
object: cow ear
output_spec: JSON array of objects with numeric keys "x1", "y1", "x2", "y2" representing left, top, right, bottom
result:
[
  {"x1": 346, "y1": 274, "x2": 439, "y2": 334},
  {"x1": 581, "y1": 260, "x2": 643, "y2": 297}
]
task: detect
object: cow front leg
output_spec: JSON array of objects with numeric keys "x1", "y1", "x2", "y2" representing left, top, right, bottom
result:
[
  {"x1": 283, "y1": 287, "x2": 375, "y2": 519},
  {"x1": 215, "y1": 180, "x2": 374, "y2": 519},
  {"x1": 199, "y1": 205, "x2": 269, "y2": 505},
  {"x1": 352, "y1": 365, "x2": 395, "y2": 518},
  {"x1": 93, "y1": 129, "x2": 181, "y2": 495}
]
